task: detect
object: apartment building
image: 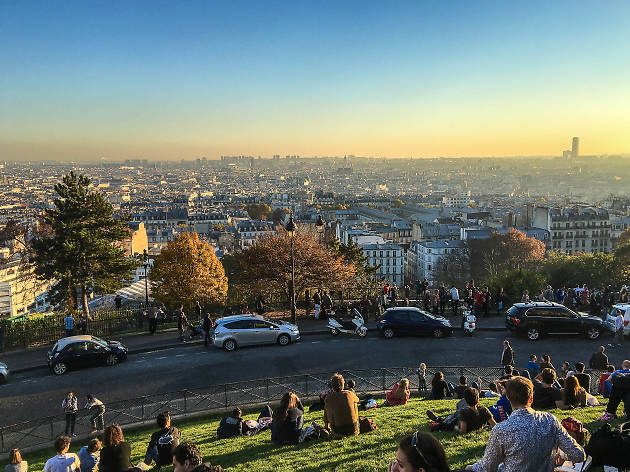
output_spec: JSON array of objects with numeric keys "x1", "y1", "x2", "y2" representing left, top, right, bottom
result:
[{"x1": 361, "y1": 243, "x2": 404, "y2": 286}]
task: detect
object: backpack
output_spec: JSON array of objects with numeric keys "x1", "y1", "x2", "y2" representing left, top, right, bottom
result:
[
  {"x1": 561, "y1": 417, "x2": 589, "y2": 446},
  {"x1": 359, "y1": 417, "x2": 377, "y2": 433},
  {"x1": 585, "y1": 422, "x2": 630, "y2": 467},
  {"x1": 358, "y1": 398, "x2": 378, "y2": 411}
]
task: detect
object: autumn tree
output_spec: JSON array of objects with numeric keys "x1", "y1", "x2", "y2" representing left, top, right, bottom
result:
[
  {"x1": 328, "y1": 238, "x2": 380, "y2": 298},
  {"x1": 469, "y1": 229, "x2": 546, "y2": 281},
  {"x1": 272, "y1": 208, "x2": 291, "y2": 224},
  {"x1": 247, "y1": 203, "x2": 272, "y2": 220},
  {"x1": 32, "y1": 172, "x2": 138, "y2": 315},
  {"x1": 150, "y1": 232, "x2": 227, "y2": 311},
  {"x1": 232, "y1": 230, "x2": 356, "y2": 302}
]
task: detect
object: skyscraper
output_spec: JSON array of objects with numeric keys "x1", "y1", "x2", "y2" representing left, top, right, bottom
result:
[{"x1": 571, "y1": 137, "x2": 579, "y2": 159}]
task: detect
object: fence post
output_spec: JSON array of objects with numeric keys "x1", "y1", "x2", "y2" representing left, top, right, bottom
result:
[
  {"x1": 265, "y1": 379, "x2": 270, "y2": 401},
  {"x1": 50, "y1": 418, "x2": 54, "y2": 439},
  {"x1": 382, "y1": 369, "x2": 386, "y2": 391},
  {"x1": 224, "y1": 385, "x2": 228, "y2": 407},
  {"x1": 183, "y1": 391, "x2": 188, "y2": 413},
  {"x1": 305, "y1": 375, "x2": 309, "y2": 397},
  {"x1": 141, "y1": 397, "x2": 145, "y2": 420}
]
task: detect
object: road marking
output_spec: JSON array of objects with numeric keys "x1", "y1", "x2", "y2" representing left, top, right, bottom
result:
[
  {"x1": 484, "y1": 337, "x2": 497, "y2": 340},
  {"x1": 311, "y1": 341, "x2": 321, "y2": 344},
  {"x1": 135, "y1": 360, "x2": 146, "y2": 363},
  {"x1": 156, "y1": 356, "x2": 167, "y2": 360},
  {"x1": 175, "y1": 354, "x2": 185, "y2": 357}
]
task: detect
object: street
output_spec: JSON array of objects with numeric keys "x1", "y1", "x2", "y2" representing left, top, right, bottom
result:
[{"x1": 0, "y1": 330, "x2": 622, "y2": 426}]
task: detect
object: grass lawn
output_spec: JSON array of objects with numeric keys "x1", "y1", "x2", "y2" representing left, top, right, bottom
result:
[{"x1": 2, "y1": 395, "x2": 619, "y2": 472}]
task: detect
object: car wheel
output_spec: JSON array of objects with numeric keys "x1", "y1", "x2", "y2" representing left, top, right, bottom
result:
[
  {"x1": 223, "y1": 339, "x2": 237, "y2": 351},
  {"x1": 358, "y1": 327, "x2": 368, "y2": 337},
  {"x1": 331, "y1": 328, "x2": 340, "y2": 336},
  {"x1": 278, "y1": 334, "x2": 290, "y2": 346},
  {"x1": 587, "y1": 327, "x2": 601, "y2": 340},
  {"x1": 106, "y1": 354, "x2": 119, "y2": 366},
  {"x1": 527, "y1": 327, "x2": 541, "y2": 341},
  {"x1": 433, "y1": 328, "x2": 444, "y2": 338},
  {"x1": 53, "y1": 362, "x2": 67, "y2": 375},
  {"x1": 383, "y1": 327, "x2": 394, "y2": 339}
]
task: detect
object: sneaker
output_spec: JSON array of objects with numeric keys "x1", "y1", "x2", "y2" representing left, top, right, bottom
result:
[
  {"x1": 599, "y1": 412, "x2": 616, "y2": 421},
  {"x1": 426, "y1": 410, "x2": 439, "y2": 422},
  {"x1": 71, "y1": 433, "x2": 77, "y2": 437}
]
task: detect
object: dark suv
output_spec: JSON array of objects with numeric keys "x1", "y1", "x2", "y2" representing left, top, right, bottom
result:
[{"x1": 505, "y1": 302, "x2": 603, "y2": 341}]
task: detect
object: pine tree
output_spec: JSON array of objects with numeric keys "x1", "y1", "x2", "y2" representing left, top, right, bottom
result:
[{"x1": 32, "y1": 172, "x2": 138, "y2": 315}]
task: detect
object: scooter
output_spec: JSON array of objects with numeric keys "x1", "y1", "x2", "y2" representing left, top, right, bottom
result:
[
  {"x1": 328, "y1": 308, "x2": 368, "y2": 337},
  {"x1": 463, "y1": 310, "x2": 476, "y2": 336}
]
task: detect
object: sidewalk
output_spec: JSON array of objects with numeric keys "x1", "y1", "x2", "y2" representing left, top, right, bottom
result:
[{"x1": 1, "y1": 315, "x2": 507, "y2": 374}]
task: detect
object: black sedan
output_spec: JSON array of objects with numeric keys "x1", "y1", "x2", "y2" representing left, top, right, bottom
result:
[
  {"x1": 47, "y1": 335, "x2": 128, "y2": 375},
  {"x1": 377, "y1": 307, "x2": 453, "y2": 339}
]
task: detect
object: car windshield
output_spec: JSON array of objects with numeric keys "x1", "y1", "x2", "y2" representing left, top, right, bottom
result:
[
  {"x1": 422, "y1": 311, "x2": 438, "y2": 319},
  {"x1": 91, "y1": 337, "x2": 108, "y2": 347}
]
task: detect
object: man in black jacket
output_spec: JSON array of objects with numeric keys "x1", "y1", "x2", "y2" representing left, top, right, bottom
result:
[
  {"x1": 216, "y1": 408, "x2": 243, "y2": 439},
  {"x1": 501, "y1": 340, "x2": 514, "y2": 367},
  {"x1": 589, "y1": 345, "x2": 608, "y2": 370}
]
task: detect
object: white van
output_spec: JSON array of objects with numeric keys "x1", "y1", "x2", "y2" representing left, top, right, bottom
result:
[{"x1": 604, "y1": 304, "x2": 630, "y2": 335}]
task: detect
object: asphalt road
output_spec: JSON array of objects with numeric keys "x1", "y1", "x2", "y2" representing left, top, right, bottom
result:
[{"x1": 0, "y1": 330, "x2": 623, "y2": 426}]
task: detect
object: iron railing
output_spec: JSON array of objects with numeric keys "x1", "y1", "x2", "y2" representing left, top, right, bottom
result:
[{"x1": 0, "y1": 365, "x2": 604, "y2": 454}]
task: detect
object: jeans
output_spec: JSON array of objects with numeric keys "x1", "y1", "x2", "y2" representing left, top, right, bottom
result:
[
  {"x1": 451, "y1": 299, "x2": 459, "y2": 315},
  {"x1": 204, "y1": 329, "x2": 211, "y2": 347},
  {"x1": 314, "y1": 304, "x2": 320, "y2": 319},
  {"x1": 144, "y1": 446, "x2": 159, "y2": 465},
  {"x1": 65, "y1": 329, "x2": 74, "y2": 337},
  {"x1": 615, "y1": 328, "x2": 624, "y2": 345},
  {"x1": 65, "y1": 413, "x2": 76, "y2": 435},
  {"x1": 607, "y1": 374, "x2": 630, "y2": 416},
  {"x1": 90, "y1": 405, "x2": 105, "y2": 430}
]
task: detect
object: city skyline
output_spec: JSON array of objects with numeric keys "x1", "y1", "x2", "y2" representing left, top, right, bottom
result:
[{"x1": 1, "y1": 0, "x2": 630, "y2": 161}]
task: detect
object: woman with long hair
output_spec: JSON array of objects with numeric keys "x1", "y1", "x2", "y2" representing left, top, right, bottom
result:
[
  {"x1": 387, "y1": 432, "x2": 450, "y2": 472},
  {"x1": 5, "y1": 449, "x2": 27, "y2": 472},
  {"x1": 271, "y1": 392, "x2": 304, "y2": 445},
  {"x1": 99, "y1": 425, "x2": 132, "y2": 472},
  {"x1": 431, "y1": 372, "x2": 451, "y2": 400},
  {"x1": 387, "y1": 378, "x2": 411, "y2": 406},
  {"x1": 558, "y1": 376, "x2": 587, "y2": 409}
]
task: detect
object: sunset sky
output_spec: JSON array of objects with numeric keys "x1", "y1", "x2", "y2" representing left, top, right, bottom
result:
[{"x1": 1, "y1": 0, "x2": 629, "y2": 161}]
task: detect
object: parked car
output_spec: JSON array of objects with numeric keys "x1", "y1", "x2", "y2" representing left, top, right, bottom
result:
[
  {"x1": 0, "y1": 362, "x2": 8, "y2": 383},
  {"x1": 603, "y1": 303, "x2": 630, "y2": 335},
  {"x1": 377, "y1": 307, "x2": 453, "y2": 339},
  {"x1": 212, "y1": 314, "x2": 300, "y2": 351},
  {"x1": 47, "y1": 335, "x2": 128, "y2": 375},
  {"x1": 505, "y1": 302, "x2": 604, "y2": 341}
]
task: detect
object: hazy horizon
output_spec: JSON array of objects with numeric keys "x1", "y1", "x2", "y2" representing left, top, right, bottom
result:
[{"x1": 1, "y1": 0, "x2": 629, "y2": 162}]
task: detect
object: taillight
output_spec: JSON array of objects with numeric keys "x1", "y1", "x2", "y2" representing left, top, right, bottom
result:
[
  {"x1": 624, "y1": 320, "x2": 629, "y2": 326},
  {"x1": 511, "y1": 317, "x2": 521, "y2": 324}
]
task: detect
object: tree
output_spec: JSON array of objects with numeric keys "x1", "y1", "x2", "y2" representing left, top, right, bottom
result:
[
  {"x1": 272, "y1": 208, "x2": 291, "y2": 224},
  {"x1": 542, "y1": 251, "x2": 618, "y2": 289},
  {"x1": 392, "y1": 199, "x2": 404, "y2": 208},
  {"x1": 32, "y1": 172, "x2": 138, "y2": 315},
  {"x1": 485, "y1": 269, "x2": 547, "y2": 306},
  {"x1": 618, "y1": 228, "x2": 630, "y2": 247},
  {"x1": 232, "y1": 231, "x2": 356, "y2": 302},
  {"x1": 150, "y1": 232, "x2": 227, "y2": 311},
  {"x1": 432, "y1": 250, "x2": 471, "y2": 288},
  {"x1": 328, "y1": 238, "x2": 380, "y2": 298},
  {"x1": 469, "y1": 229, "x2": 546, "y2": 281},
  {"x1": 247, "y1": 203, "x2": 272, "y2": 220}
]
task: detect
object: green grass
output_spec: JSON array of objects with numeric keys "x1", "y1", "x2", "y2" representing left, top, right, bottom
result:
[{"x1": 1, "y1": 396, "x2": 619, "y2": 472}]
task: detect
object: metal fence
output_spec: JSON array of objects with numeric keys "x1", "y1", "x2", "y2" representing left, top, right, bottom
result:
[{"x1": 0, "y1": 365, "x2": 605, "y2": 455}]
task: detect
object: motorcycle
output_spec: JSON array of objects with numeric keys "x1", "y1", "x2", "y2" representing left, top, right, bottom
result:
[
  {"x1": 463, "y1": 310, "x2": 476, "y2": 336},
  {"x1": 328, "y1": 308, "x2": 368, "y2": 337}
]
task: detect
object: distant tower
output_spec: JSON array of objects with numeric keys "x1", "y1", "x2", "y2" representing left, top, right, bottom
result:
[{"x1": 571, "y1": 137, "x2": 579, "y2": 159}]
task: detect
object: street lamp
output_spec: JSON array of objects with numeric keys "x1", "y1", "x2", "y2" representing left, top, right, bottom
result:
[
  {"x1": 285, "y1": 215, "x2": 297, "y2": 324},
  {"x1": 316, "y1": 214, "x2": 325, "y2": 234},
  {"x1": 136, "y1": 249, "x2": 150, "y2": 307}
]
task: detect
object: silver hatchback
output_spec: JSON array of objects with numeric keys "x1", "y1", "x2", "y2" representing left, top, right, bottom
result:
[{"x1": 212, "y1": 314, "x2": 300, "y2": 351}]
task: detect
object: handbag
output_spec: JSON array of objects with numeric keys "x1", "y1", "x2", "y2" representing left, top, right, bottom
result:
[{"x1": 585, "y1": 422, "x2": 630, "y2": 467}]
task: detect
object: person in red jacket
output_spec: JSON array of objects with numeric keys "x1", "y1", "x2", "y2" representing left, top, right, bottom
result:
[
  {"x1": 473, "y1": 290, "x2": 486, "y2": 316},
  {"x1": 386, "y1": 379, "x2": 411, "y2": 406}
]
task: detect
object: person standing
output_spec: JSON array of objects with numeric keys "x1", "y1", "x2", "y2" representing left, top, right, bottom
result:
[
  {"x1": 589, "y1": 345, "x2": 608, "y2": 370},
  {"x1": 439, "y1": 284, "x2": 448, "y2": 316},
  {"x1": 64, "y1": 314, "x2": 75, "y2": 337},
  {"x1": 85, "y1": 394, "x2": 106, "y2": 434},
  {"x1": 62, "y1": 392, "x2": 78, "y2": 436},
  {"x1": 556, "y1": 286, "x2": 566, "y2": 305},
  {"x1": 501, "y1": 340, "x2": 514, "y2": 367},
  {"x1": 496, "y1": 288, "x2": 505, "y2": 316},
  {"x1": 521, "y1": 290, "x2": 530, "y2": 303},
  {"x1": 255, "y1": 295, "x2": 265, "y2": 317},
  {"x1": 202, "y1": 312, "x2": 212, "y2": 348},
  {"x1": 450, "y1": 285, "x2": 459, "y2": 316},
  {"x1": 147, "y1": 305, "x2": 157, "y2": 335},
  {"x1": 313, "y1": 290, "x2": 321, "y2": 319},
  {"x1": 543, "y1": 285, "x2": 554, "y2": 302},
  {"x1": 482, "y1": 287, "x2": 491, "y2": 318},
  {"x1": 614, "y1": 308, "x2": 625, "y2": 347},
  {"x1": 177, "y1": 305, "x2": 187, "y2": 342},
  {"x1": 473, "y1": 290, "x2": 485, "y2": 317},
  {"x1": 322, "y1": 291, "x2": 333, "y2": 318}
]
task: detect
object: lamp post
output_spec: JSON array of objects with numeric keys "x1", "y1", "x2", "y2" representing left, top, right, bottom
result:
[
  {"x1": 138, "y1": 249, "x2": 149, "y2": 307},
  {"x1": 285, "y1": 215, "x2": 297, "y2": 324},
  {"x1": 316, "y1": 214, "x2": 325, "y2": 236}
]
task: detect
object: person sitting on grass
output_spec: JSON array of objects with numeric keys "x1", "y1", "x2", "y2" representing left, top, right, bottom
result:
[
  {"x1": 426, "y1": 387, "x2": 495, "y2": 433},
  {"x1": 531, "y1": 368, "x2": 562, "y2": 410},
  {"x1": 499, "y1": 365, "x2": 514, "y2": 381},
  {"x1": 172, "y1": 442, "x2": 223, "y2": 472},
  {"x1": 572, "y1": 362, "x2": 591, "y2": 393},
  {"x1": 453, "y1": 376, "x2": 468, "y2": 399},
  {"x1": 430, "y1": 372, "x2": 452, "y2": 400},
  {"x1": 78, "y1": 439, "x2": 101, "y2": 472},
  {"x1": 346, "y1": 379, "x2": 356, "y2": 393},
  {"x1": 387, "y1": 431, "x2": 450, "y2": 472},
  {"x1": 598, "y1": 364, "x2": 615, "y2": 396},
  {"x1": 487, "y1": 381, "x2": 512, "y2": 423},
  {"x1": 556, "y1": 376, "x2": 587, "y2": 410},
  {"x1": 144, "y1": 411, "x2": 180, "y2": 467},
  {"x1": 386, "y1": 378, "x2": 411, "y2": 406},
  {"x1": 44, "y1": 435, "x2": 80, "y2": 472},
  {"x1": 465, "y1": 376, "x2": 585, "y2": 472},
  {"x1": 6, "y1": 448, "x2": 28, "y2": 472},
  {"x1": 216, "y1": 408, "x2": 243, "y2": 439},
  {"x1": 525, "y1": 354, "x2": 540, "y2": 379},
  {"x1": 99, "y1": 425, "x2": 132, "y2": 472},
  {"x1": 271, "y1": 392, "x2": 304, "y2": 445},
  {"x1": 324, "y1": 373, "x2": 360, "y2": 437}
]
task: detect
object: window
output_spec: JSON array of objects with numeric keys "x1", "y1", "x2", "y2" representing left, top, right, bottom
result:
[
  {"x1": 224, "y1": 320, "x2": 253, "y2": 329},
  {"x1": 392, "y1": 311, "x2": 410, "y2": 321},
  {"x1": 428, "y1": 265, "x2": 432, "y2": 271},
  {"x1": 251, "y1": 320, "x2": 272, "y2": 329}
]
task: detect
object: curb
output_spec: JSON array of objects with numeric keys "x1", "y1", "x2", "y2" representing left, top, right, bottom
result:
[{"x1": 9, "y1": 326, "x2": 507, "y2": 375}]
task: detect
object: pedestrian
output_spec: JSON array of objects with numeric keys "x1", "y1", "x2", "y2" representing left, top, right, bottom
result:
[
  {"x1": 417, "y1": 362, "x2": 427, "y2": 394},
  {"x1": 473, "y1": 290, "x2": 485, "y2": 317},
  {"x1": 404, "y1": 284, "x2": 411, "y2": 300},
  {"x1": 482, "y1": 287, "x2": 491, "y2": 318},
  {"x1": 147, "y1": 305, "x2": 157, "y2": 335},
  {"x1": 544, "y1": 285, "x2": 554, "y2": 302},
  {"x1": 313, "y1": 290, "x2": 321, "y2": 319},
  {"x1": 78, "y1": 315, "x2": 87, "y2": 335},
  {"x1": 589, "y1": 345, "x2": 608, "y2": 370},
  {"x1": 521, "y1": 290, "x2": 530, "y2": 303},
  {"x1": 176, "y1": 305, "x2": 187, "y2": 342},
  {"x1": 614, "y1": 308, "x2": 625, "y2": 347},
  {"x1": 255, "y1": 295, "x2": 265, "y2": 317},
  {"x1": 431, "y1": 289, "x2": 440, "y2": 316},
  {"x1": 450, "y1": 285, "x2": 459, "y2": 316},
  {"x1": 62, "y1": 392, "x2": 78, "y2": 436},
  {"x1": 359, "y1": 296, "x2": 370, "y2": 319},
  {"x1": 439, "y1": 284, "x2": 448, "y2": 316},
  {"x1": 322, "y1": 291, "x2": 333, "y2": 317},
  {"x1": 496, "y1": 288, "x2": 504, "y2": 316},
  {"x1": 202, "y1": 312, "x2": 212, "y2": 348},
  {"x1": 64, "y1": 313, "x2": 75, "y2": 337},
  {"x1": 114, "y1": 295, "x2": 122, "y2": 311},
  {"x1": 390, "y1": 285, "x2": 398, "y2": 304},
  {"x1": 556, "y1": 286, "x2": 566, "y2": 304},
  {"x1": 85, "y1": 394, "x2": 106, "y2": 434},
  {"x1": 500, "y1": 340, "x2": 514, "y2": 367}
]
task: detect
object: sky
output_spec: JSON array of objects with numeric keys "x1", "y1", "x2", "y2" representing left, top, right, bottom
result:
[{"x1": 1, "y1": 0, "x2": 630, "y2": 161}]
